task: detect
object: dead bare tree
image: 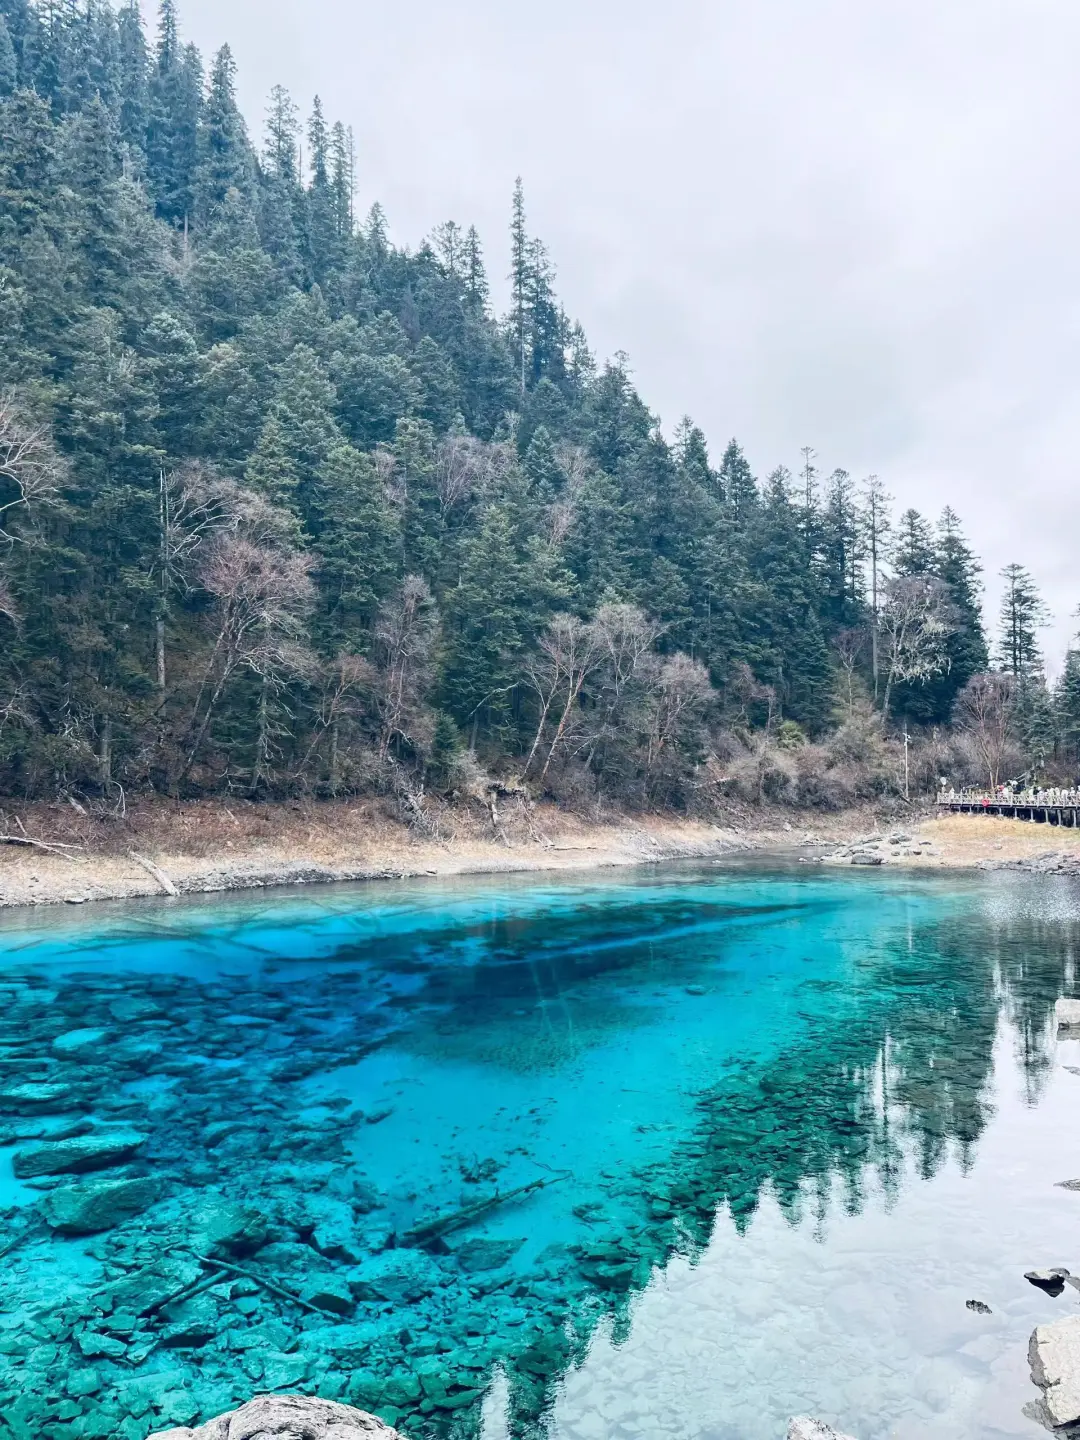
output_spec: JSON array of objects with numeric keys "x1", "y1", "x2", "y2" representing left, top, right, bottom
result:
[
  {"x1": 954, "y1": 672, "x2": 1017, "y2": 788},
  {"x1": 295, "y1": 652, "x2": 375, "y2": 794},
  {"x1": 0, "y1": 576, "x2": 17, "y2": 627},
  {"x1": 373, "y1": 575, "x2": 439, "y2": 760},
  {"x1": 879, "y1": 575, "x2": 954, "y2": 718},
  {"x1": 542, "y1": 444, "x2": 592, "y2": 547},
  {"x1": 0, "y1": 392, "x2": 66, "y2": 548},
  {"x1": 833, "y1": 626, "x2": 868, "y2": 720},
  {"x1": 645, "y1": 653, "x2": 714, "y2": 791},
  {"x1": 179, "y1": 536, "x2": 314, "y2": 784},
  {"x1": 434, "y1": 435, "x2": 509, "y2": 515},
  {"x1": 153, "y1": 464, "x2": 252, "y2": 693},
  {"x1": 523, "y1": 614, "x2": 605, "y2": 783}
]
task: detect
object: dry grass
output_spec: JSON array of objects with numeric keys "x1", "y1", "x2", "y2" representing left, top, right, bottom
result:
[
  {"x1": 912, "y1": 812, "x2": 1080, "y2": 867},
  {"x1": 2, "y1": 796, "x2": 1065, "y2": 911}
]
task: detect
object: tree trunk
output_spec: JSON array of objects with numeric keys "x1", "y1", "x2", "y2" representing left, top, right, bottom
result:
[
  {"x1": 99, "y1": 714, "x2": 112, "y2": 790},
  {"x1": 156, "y1": 617, "x2": 166, "y2": 693}
]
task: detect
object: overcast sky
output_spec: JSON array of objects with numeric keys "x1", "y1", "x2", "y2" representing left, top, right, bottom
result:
[{"x1": 165, "y1": 0, "x2": 1080, "y2": 670}]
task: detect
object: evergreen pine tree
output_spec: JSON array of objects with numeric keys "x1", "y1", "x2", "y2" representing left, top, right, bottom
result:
[
  {"x1": 194, "y1": 44, "x2": 251, "y2": 223},
  {"x1": 718, "y1": 439, "x2": 757, "y2": 525},
  {"x1": 114, "y1": 0, "x2": 147, "y2": 162},
  {"x1": 509, "y1": 176, "x2": 527, "y2": 397},
  {"x1": 1055, "y1": 647, "x2": 1080, "y2": 771},
  {"x1": 463, "y1": 224, "x2": 487, "y2": 309},
  {"x1": 0, "y1": 14, "x2": 17, "y2": 95},
  {"x1": 313, "y1": 443, "x2": 400, "y2": 645},
  {"x1": 998, "y1": 562, "x2": 1048, "y2": 678},
  {"x1": 145, "y1": 1, "x2": 200, "y2": 226},
  {"x1": 891, "y1": 508, "x2": 936, "y2": 575}
]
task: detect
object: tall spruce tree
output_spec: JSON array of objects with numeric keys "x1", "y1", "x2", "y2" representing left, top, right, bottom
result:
[{"x1": 145, "y1": 0, "x2": 200, "y2": 226}]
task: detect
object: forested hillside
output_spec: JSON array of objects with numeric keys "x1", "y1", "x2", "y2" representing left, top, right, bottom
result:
[{"x1": 0, "y1": 0, "x2": 1075, "y2": 813}]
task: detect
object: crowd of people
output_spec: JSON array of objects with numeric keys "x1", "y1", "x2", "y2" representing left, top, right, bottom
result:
[{"x1": 940, "y1": 784, "x2": 1080, "y2": 806}]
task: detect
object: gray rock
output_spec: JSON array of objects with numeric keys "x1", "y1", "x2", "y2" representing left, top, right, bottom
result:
[
  {"x1": 0, "y1": 1081, "x2": 79, "y2": 1113},
  {"x1": 103, "y1": 1255, "x2": 203, "y2": 1315},
  {"x1": 1056, "y1": 998, "x2": 1080, "y2": 1032},
  {"x1": 348, "y1": 1249, "x2": 442, "y2": 1304},
  {"x1": 149, "y1": 1394, "x2": 406, "y2": 1439},
  {"x1": 52, "y1": 1027, "x2": 109, "y2": 1054},
  {"x1": 300, "y1": 1275, "x2": 355, "y2": 1315},
  {"x1": 186, "y1": 1194, "x2": 269, "y2": 1256},
  {"x1": 452, "y1": 1236, "x2": 525, "y2": 1272},
  {"x1": 1026, "y1": 1267, "x2": 1071, "y2": 1297},
  {"x1": 12, "y1": 1128, "x2": 147, "y2": 1177},
  {"x1": 40, "y1": 1174, "x2": 157, "y2": 1234},
  {"x1": 788, "y1": 1421, "x2": 859, "y2": 1440},
  {"x1": 1029, "y1": 1314, "x2": 1080, "y2": 1428}
]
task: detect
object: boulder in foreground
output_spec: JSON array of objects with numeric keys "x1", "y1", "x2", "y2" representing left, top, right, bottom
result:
[
  {"x1": 148, "y1": 1393, "x2": 407, "y2": 1440},
  {"x1": 1029, "y1": 1314, "x2": 1080, "y2": 1428},
  {"x1": 788, "y1": 1421, "x2": 859, "y2": 1440}
]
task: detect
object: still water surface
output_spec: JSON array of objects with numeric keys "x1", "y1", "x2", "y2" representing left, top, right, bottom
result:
[{"x1": 0, "y1": 862, "x2": 1078, "y2": 1440}]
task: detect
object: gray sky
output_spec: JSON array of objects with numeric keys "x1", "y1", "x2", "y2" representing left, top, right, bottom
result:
[{"x1": 169, "y1": 0, "x2": 1080, "y2": 670}]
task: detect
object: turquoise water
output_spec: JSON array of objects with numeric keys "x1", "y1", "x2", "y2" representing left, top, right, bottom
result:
[{"x1": 0, "y1": 862, "x2": 1078, "y2": 1440}]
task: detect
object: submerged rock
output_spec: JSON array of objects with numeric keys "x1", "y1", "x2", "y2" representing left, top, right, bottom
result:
[
  {"x1": 349, "y1": 1250, "x2": 442, "y2": 1304},
  {"x1": 1029, "y1": 1314, "x2": 1080, "y2": 1428},
  {"x1": 186, "y1": 1195, "x2": 269, "y2": 1256},
  {"x1": 41, "y1": 1174, "x2": 157, "y2": 1234},
  {"x1": 149, "y1": 1393, "x2": 406, "y2": 1440},
  {"x1": 300, "y1": 1275, "x2": 355, "y2": 1315},
  {"x1": 451, "y1": 1236, "x2": 525, "y2": 1273},
  {"x1": 12, "y1": 1128, "x2": 147, "y2": 1176},
  {"x1": 788, "y1": 1421, "x2": 859, "y2": 1440},
  {"x1": 0, "y1": 1080, "x2": 80, "y2": 1113}
]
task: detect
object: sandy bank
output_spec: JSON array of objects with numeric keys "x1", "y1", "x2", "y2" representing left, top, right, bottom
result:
[
  {"x1": 1, "y1": 798, "x2": 1078, "y2": 912},
  {"x1": 0, "y1": 796, "x2": 870, "y2": 911}
]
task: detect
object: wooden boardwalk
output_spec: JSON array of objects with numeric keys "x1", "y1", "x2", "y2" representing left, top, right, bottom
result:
[{"x1": 938, "y1": 797, "x2": 1080, "y2": 827}]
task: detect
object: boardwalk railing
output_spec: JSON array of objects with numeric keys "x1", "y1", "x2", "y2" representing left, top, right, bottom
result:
[{"x1": 938, "y1": 791, "x2": 1080, "y2": 827}]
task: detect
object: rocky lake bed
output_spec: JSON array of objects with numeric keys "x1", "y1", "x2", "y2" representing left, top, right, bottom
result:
[{"x1": 1, "y1": 864, "x2": 1080, "y2": 1439}]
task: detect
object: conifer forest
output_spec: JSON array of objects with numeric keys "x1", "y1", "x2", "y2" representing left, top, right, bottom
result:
[{"x1": 0, "y1": 0, "x2": 1077, "y2": 814}]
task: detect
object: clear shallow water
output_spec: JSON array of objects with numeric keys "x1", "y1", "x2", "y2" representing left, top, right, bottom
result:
[{"x1": 0, "y1": 863, "x2": 1078, "y2": 1440}]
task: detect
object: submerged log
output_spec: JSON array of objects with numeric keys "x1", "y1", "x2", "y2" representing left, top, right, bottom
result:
[
  {"x1": 401, "y1": 1173, "x2": 566, "y2": 1247},
  {"x1": 192, "y1": 1251, "x2": 325, "y2": 1316}
]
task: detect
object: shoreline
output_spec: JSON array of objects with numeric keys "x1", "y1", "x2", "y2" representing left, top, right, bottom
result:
[{"x1": 2, "y1": 799, "x2": 1080, "y2": 914}]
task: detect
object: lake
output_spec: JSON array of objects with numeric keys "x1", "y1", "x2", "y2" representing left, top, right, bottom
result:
[{"x1": 0, "y1": 861, "x2": 1077, "y2": 1440}]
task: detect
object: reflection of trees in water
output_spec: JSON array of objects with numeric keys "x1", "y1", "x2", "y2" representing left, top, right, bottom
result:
[
  {"x1": 7, "y1": 894, "x2": 1078, "y2": 1440},
  {"x1": 493, "y1": 908, "x2": 1080, "y2": 1437},
  {"x1": 450, "y1": 904, "x2": 1080, "y2": 1437}
]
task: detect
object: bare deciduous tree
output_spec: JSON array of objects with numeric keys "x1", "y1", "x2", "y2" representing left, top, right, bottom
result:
[
  {"x1": 296, "y1": 653, "x2": 375, "y2": 795},
  {"x1": 879, "y1": 575, "x2": 954, "y2": 717},
  {"x1": 434, "y1": 435, "x2": 509, "y2": 514},
  {"x1": 0, "y1": 392, "x2": 66, "y2": 548},
  {"x1": 646, "y1": 653, "x2": 713, "y2": 780},
  {"x1": 523, "y1": 613, "x2": 605, "y2": 782},
  {"x1": 0, "y1": 576, "x2": 17, "y2": 627},
  {"x1": 373, "y1": 575, "x2": 439, "y2": 760},
  {"x1": 181, "y1": 535, "x2": 314, "y2": 783},
  {"x1": 542, "y1": 444, "x2": 591, "y2": 547},
  {"x1": 833, "y1": 626, "x2": 868, "y2": 720},
  {"x1": 154, "y1": 463, "x2": 256, "y2": 693},
  {"x1": 954, "y1": 672, "x2": 1017, "y2": 788}
]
